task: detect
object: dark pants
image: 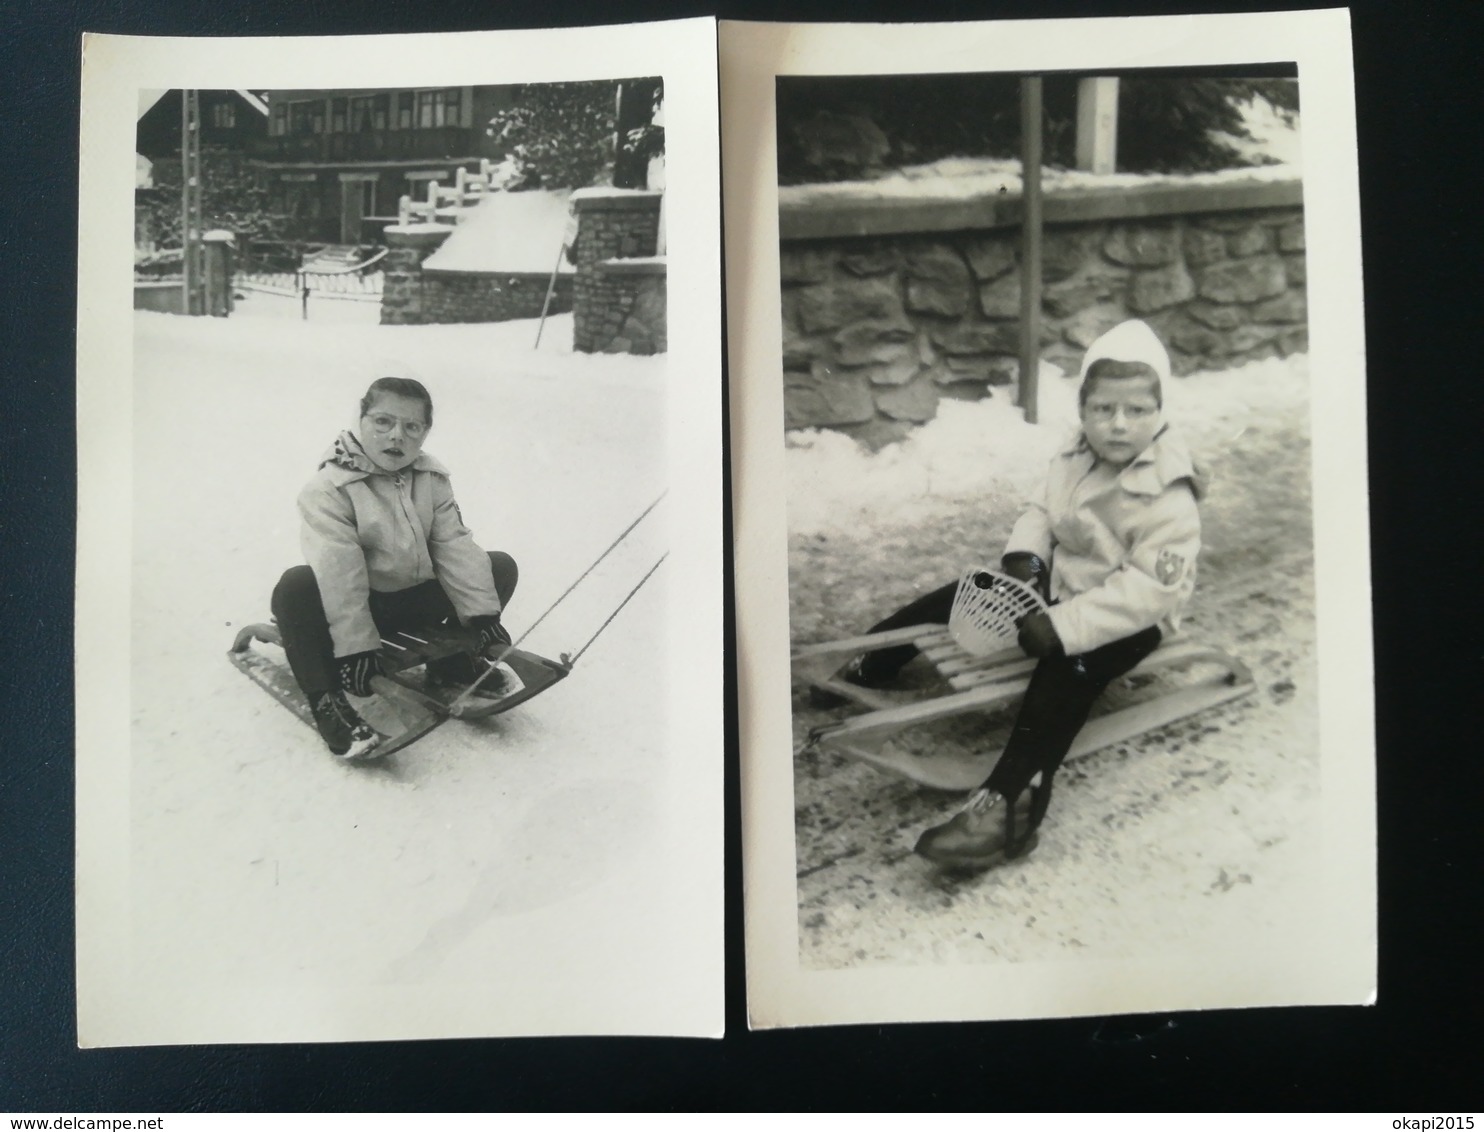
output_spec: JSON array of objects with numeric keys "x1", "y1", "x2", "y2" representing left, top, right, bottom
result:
[
  {"x1": 859, "y1": 581, "x2": 1162, "y2": 803},
  {"x1": 271, "y1": 551, "x2": 519, "y2": 698}
]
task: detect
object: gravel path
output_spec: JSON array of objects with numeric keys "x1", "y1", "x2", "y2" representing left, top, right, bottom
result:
[{"x1": 788, "y1": 369, "x2": 1323, "y2": 970}]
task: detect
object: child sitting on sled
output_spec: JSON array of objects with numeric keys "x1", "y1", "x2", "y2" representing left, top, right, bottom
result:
[
  {"x1": 825, "y1": 319, "x2": 1206, "y2": 872},
  {"x1": 271, "y1": 376, "x2": 518, "y2": 759}
]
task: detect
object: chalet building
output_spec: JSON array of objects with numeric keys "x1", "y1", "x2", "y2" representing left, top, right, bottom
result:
[
  {"x1": 136, "y1": 89, "x2": 271, "y2": 161},
  {"x1": 247, "y1": 87, "x2": 518, "y2": 244}
]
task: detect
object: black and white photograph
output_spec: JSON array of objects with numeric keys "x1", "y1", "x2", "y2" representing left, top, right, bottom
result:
[
  {"x1": 77, "y1": 23, "x2": 723, "y2": 1044},
  {"x1": 725, "y1": 12, "x2": 1374, "y2": 1028}
]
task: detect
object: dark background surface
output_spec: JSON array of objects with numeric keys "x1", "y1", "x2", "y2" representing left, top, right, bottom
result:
[{"x1": 3, "y1": 0, "x2": 1481, "y2": 1111}]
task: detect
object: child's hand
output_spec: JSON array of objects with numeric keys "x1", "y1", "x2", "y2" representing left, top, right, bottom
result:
[
  {"x1": 1016, "y1": 611, "x2": 1064, "y2": 659},
  {"x1": 1001, "y1": 551, "x2": 1050, "y2": 602},
  {"x1": 470, "y1": 613, "x2": 513, "y2": 658}
]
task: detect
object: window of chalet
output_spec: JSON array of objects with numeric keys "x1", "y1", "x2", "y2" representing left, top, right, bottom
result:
[
  {"x1": 288, "y1": 100, "x2": 323, "y2": 137},
  {"x1": 210, "y1": 102, "x2": 236, "y2": 129},
  {"x1": 330, "y1": 98, "x2": 347, "y2": 134},
  {"x1": 411, "y1": 88, "x2": 464, "y2": 129},
  {"x1": 397, "y1": 92, "x2": 414, "y2": 130},
  {"x1": 271, "y1": 104, "x2": 286, "y2": 137},
  {"x1": 349, "y1": 95, "x2": 389, "y2": 133}
]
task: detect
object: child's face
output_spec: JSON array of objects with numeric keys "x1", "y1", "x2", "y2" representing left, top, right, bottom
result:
[
  {"x1": 357, "y1": 392, "x2": 430, "y2": 474},
  {"x1": 1080, "y1": 376, "x2": 1162, "y2": 467}
]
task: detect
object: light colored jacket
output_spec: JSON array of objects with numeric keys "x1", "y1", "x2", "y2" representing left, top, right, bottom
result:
[
  {"x1": 298, "y1": 432, "x2": 501, "y2": 657},
  {"x1": 1005, "y1": 426, "x2": 1204, "y2": 657}
]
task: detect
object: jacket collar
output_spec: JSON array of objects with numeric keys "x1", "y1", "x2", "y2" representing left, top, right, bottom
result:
[
  {"x1": 1058, "y1": 425, "x2": 1206, "y2": 500},
  {"x1": 317, "y1": 430, "x2": 449, "y2": 485}
]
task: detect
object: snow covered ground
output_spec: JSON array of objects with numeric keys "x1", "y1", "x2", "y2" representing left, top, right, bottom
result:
[
  {"x1": 784, "y1": 354, "x2": 1309, "y2": 543},
  {"x1": 787, "y1": 354, "x2": 1326, "y2": 971},
  {"x1": 124, "y1": 305, "x2": 690, "y2": 1034}
]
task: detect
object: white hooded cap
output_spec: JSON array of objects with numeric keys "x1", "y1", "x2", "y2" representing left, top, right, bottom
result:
[{"x1": 1078, "y1": 319, "x2": 1173, "y2": 385}]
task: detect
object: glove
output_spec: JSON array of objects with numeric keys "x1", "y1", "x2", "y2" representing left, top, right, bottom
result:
[
  {"x1": 470, "y1": 613, "x2": 513, "y2": 658},
  {"x1": 1016, "y1": 610, "x2": 1064, "y2": 660},
  {"x1": 1000, "y1": 551, "x2": 1051, "y2": 602},
  {"x1": 338, "y1": 650, "x2": 382, "y2": 697}
]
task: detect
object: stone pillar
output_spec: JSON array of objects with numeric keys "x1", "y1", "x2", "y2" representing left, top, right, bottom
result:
[
  {"x1": 379, "y1": 224, "x2": 453, "y2": 325},
  {"x1": 1075, "y1": 77, "x2": 1120, "y2": 174},
  {"x1": 568, "y1": 189, "x2": 663, "y2": 353},
  {"x1": 593, "y1": 260, "x2": 667, "y2": 355},
  {"x1": 202, "y1": 229, "x2": 235, "y2": 318}
]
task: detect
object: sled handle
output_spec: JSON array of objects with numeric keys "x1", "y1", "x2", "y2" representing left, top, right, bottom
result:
[{"x1": 229, "y1": 622, "x2": 282, "y2": 653}]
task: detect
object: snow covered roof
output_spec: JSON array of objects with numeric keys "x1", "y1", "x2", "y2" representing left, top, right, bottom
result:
[
  {"x1": 420, "y1": 191, "x2": 575, "y2": 275},
  {"x1": 135, "y1": 89, "x2": 269, "y2": 121}
]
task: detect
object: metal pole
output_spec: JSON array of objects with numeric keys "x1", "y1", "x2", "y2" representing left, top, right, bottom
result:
[
  {"x1": 534, "y1": 240, "x2": 567, "y2": 349},
  {"x1": 1018, "y1": 76, "x2": 1044, "y2": 425}
]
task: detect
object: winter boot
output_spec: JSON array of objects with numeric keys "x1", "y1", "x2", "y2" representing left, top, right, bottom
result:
[
  {"x1": 913, "y1": 782, "x2": 1044, "y2": 872},
  {"x1": 311, "y1": 690, "x2": 383, "y2": 760}
]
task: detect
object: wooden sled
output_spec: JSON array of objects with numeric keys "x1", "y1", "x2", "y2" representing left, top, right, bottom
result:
[
  {"x1": 229, "y1": 622, "x2": 572, "y2": 758},
  {"x1": 793, "y1": 624, "x2": 1255, "y2": 791}
]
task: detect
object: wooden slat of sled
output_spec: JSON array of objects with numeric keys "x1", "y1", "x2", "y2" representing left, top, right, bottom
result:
[{"x1": 827, "y1": 677, "x2": 1257, "y2": 792}]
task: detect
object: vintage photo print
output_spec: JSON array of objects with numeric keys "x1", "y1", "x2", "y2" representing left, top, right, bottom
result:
[
  {"x1": 723, "y1": 12, "x2": 1373, "y2": 1028},
  {"x1": 77, "y1": 21, "x2": 722, "y2": 1044}
]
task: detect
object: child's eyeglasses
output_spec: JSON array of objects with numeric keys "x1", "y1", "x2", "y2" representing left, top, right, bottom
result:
[
  {"x1": 364, "y1": 413, "x2": 427, "y2": 439},
  {"x1": 1084, "y1": 404, "x2": 1156, "y2": 420}
]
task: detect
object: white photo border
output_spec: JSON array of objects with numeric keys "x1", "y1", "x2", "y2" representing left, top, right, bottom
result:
[
  {"x1": 722, "y1": 11, "x2": 1374, "y2": 1029},
  {"x1": 77, "y1": 20, "x2": 723, "y2": 1044}
]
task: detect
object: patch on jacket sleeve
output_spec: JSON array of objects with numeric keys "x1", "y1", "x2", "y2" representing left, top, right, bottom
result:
[{"x1": 1156, "y1": 548, "x2": 1186, "y2": 586}]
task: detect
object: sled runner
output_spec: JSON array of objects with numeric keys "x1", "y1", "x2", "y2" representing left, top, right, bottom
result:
[
  {"x1": 228, "y1": 621, "x2": 572, "y2": 759},
  {"x1": 793, "y1": 623, "x2": 1255, "y2": 791}
]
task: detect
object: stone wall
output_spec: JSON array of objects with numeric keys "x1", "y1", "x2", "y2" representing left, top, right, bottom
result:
[
  {"x1": 780, "y1": 179, "x2": 1306, "y2": 443},
  {"x1": 583, "y1": 261, "x2": 667, "y2": 355},
  {"x1": 134, "y1": 280, "x2": 183, "y2": 313},
  {"x1": 570, "y1": 190, "x2": 667, "y2": 354},
  {"x1": 379, "y1": 224, "x2": 573, "y2": 325},
  {"x1": 419, "y1": 270, "x2": 572, "y2": 324}
]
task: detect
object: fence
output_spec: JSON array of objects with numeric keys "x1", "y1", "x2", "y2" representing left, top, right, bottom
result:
[{"x1": 234, "y1": 248, "x2": 388, "y2": 317}]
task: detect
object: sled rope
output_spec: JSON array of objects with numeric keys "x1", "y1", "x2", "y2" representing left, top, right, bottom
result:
[
  {"x1": 569, "y1": 553, "x2": 668, "y2": 664},
  {"x1": 514, "y1": 490, "x2": 667, "y2": 647}
]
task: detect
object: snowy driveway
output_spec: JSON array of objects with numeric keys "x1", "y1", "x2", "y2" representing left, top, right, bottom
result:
[
  {"x1": 122, "y1": 308, "x2": 689, "y2": 1034},
  {"x1": 786, "y1": 355, "x2": 1329, "y2": 970}
]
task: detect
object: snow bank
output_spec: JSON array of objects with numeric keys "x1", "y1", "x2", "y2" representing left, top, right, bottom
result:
[
  {"x1": 785, "y1": 353, "x2": 1310, "y2": 537},
  {"x1": 779, "y1": 155, "x2": 1301, "y2": 209},
  {"x1": 421, "y1": 190, "x2": 574, "y2": 275}
]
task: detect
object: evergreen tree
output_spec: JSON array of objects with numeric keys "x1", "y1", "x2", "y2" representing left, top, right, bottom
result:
[
  {"x1": 485, "y1": 78, "x2": 664, "y2": 190},
  {"x1": 776, "y1": 72, "x2": 1299, "y2": 184},
  {"x1": 141, "y1": 148, "x2": 286, "y2": 251}
]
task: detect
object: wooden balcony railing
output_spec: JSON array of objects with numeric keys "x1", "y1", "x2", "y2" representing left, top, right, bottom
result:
[{"x1": 248, "y1": 127, "x2": 481, "y2": 165}]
